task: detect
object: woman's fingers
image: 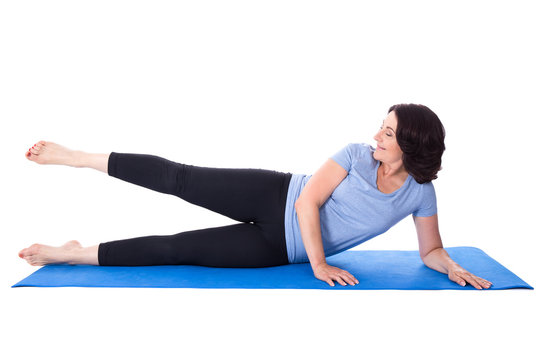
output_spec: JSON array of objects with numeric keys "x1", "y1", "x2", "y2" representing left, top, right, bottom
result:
[
  {"x1": 345, "y1": 271, "x2": 358, "y2": 284},
  {"x1": 333, "y1": 272, "x2": 358, "y2": 286},
  {"x1": 465, "y1": 275, "x2": 483, "y2": 289},
  {"x1": 455, "y1": 272, "x2": 492, "y2": 289},
  {"x1": 468, "y1": 274, "x2": 491, "y2": 289},
  {"x1": 322, "y1": 274, "x2": 335, "y2": 287},
  {"x1": 332, "y1": 273, "x2": 356, "y2": 286},
  {"x1": 313, "y1": 263, "x2": 359, "y2": 287},
  {"x1": 335, "y1": 276, "x2": 347, "y2": 286},
  {"x1": 338, "y1": 269, "x2": 358, "y2": 285},
  {"x1": 345, "y1": 273, "x2": 359, "y2": 285},
  {"x1": 326, "y1": 274, "x2": 345, "y2": 286},
  {"x1": 328, "y1": 276, "x2": 355, "y2": 286},
  {"x1": 471, "y1": 274, "x2": 492, "y2": 289},
  {"x1": 475, "y1": 274, "x2": 492, "y2": 287}
]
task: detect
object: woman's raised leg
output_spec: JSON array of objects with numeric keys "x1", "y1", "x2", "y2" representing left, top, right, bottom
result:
[
  {"x1": 25, "y1": 141, "x2": 288, "y2": 225},
  {"x1": 106, "y1": 151, "x2": 291, "y2": 224}
]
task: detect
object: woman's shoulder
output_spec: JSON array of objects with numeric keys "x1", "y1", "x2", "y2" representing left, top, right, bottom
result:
[
  {"x1": 331, "y1": 143, "x2": 376, "y2": 172},
  {"x1": 410, "y1": 178, "x2": 436, "y2": 196},
  {"x1": 355, "y1": 142, "x2": 377, "y2": 163},
  {"x1": 342, "y1": 142, "x2": 375, "y2": 157}
]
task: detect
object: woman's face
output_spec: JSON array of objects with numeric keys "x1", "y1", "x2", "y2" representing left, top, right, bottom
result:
[{"x1": 373, "y1": 111, "x2": 403, "y2": 165}]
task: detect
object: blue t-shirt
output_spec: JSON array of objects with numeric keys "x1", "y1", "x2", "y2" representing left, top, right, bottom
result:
[{"x1": 283, "y1": 142, "x2": 438, "y2": 264}]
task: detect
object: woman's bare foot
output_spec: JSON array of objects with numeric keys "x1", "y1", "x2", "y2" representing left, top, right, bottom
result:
[
  {"x1": 25, "y1": 141, "x2": 110, "y2": 173},
  {"x1": 25, "y1": 141, "x2": 82, "y2": 167},
  {"x1": 18, "y1": 240, "x2": 83, "y2": 266}
]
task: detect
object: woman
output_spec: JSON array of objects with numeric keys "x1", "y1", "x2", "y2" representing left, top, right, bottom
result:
[{"x1": 18, "y1": 103, "x2": 492, "y2": 289}]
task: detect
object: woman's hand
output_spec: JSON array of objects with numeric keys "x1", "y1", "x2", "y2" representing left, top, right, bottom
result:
[
  {"x1": 313, "y1": 263, "x2": 359, "y2": 287},
  {"x1": 448, "y1": 264, "x2": 492, "y2": 289}
]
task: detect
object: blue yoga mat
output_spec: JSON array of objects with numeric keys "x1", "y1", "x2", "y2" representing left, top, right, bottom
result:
[{"x1": 12, "y1": 246, "x2": 533, "y2": 290}]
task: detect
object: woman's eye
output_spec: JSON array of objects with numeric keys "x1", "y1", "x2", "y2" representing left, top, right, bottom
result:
[{"x1": 380, "y1": 125, "x2": 392, "y2": 136}]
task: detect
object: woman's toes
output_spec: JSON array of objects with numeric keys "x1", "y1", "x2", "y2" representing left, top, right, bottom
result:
[
  {"x1": 25, "y1": 254, "x2": 36, "y2": 265},
  {"x1": 24, "y1": 141, "x2": 78, "y2": 166},
  {"x1": 18, "y1": 243, "x2": 63, "y2": 266},
  {"x1": 19, "y1": 247, "x2": 30, "y2": 258},
  {"x1": 26, "y1": 141, "x2": 46, "y2": 157},
  {"x1": 19, "y1": 244, "x2": 39, "y2": 259}
]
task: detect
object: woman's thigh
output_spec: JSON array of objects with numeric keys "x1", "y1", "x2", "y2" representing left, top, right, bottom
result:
[
  {"x1": 98, "y1": 223, "x2": 289, "y2": 268},
  {"x1": 107, "y1": 152, "x2": 292, "y2": 224}
]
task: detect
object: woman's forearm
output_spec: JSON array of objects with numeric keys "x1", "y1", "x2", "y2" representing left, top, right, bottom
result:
[
  {"x1": 423, "y1": 247, "x2": 492, "y2": 289},
  {"x1": 295, "y1": 202, "x2": 326, "y2": 270},
  {"x1": 422, "y1": 247, "x2": 458, "y2": 274}
]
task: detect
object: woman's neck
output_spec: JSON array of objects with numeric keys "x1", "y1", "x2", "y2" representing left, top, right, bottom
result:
[{"x1": 379, "y1": 160, "x2": 407, "y2": 179}]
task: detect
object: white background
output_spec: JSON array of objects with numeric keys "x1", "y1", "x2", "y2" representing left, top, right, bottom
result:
[{"x1": 1, "y1": 0, "x2": 538, "y2": 359}]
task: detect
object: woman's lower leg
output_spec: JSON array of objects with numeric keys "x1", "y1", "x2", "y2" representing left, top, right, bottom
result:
[
  {"x1": 77, "y1": 152, "x2": 110, "y2": 173},
  {"x1": 70, "y1": 245, "x2": 100, "y2": 265}
]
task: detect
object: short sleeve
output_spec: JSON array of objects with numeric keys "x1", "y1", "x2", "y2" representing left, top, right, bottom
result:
[
  {"x1": 330, "y1": 143, "x2": 355, "y2": 172},
  {"x1": 413, "y1": 181, "x2": 438, "y2": 217}
]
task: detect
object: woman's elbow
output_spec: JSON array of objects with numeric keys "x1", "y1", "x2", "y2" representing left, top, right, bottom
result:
[{"x1": 295, "y1": 198, "x2": 315, "y2": 210}]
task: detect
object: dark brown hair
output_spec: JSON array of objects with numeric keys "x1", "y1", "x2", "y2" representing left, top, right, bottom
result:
[{"x1": 388, "y1": 103, "x2": 445, "y2": 184}]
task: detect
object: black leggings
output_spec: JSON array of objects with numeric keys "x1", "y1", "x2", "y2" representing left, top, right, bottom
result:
[{"x1": 98, "y1": 152, "x2": 292, "y2": 268}]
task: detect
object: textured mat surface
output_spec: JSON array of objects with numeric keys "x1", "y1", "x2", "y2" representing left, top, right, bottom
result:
[{"x1": 12, "y1": 246, "x2": 533, "y2": 290}]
